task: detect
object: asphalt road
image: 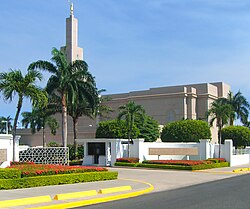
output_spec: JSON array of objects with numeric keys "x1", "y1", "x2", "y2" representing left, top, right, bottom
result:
[{"x1": 74, "y1": 173, "x2": 250, "y2": 209}]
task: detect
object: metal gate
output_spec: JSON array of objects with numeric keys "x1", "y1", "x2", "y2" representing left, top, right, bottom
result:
[{"x1": 19, "y1": 147, "x2": 69, "y2": 165}]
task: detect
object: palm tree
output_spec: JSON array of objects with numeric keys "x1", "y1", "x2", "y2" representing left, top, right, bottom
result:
[
  {"x1": 118, "y1": 101, "x2": 145, "y2": 157},
  {"x1": 207, "y1": 100, "x2": 232, "y2": 158},
  {"x1": 21, "y1": 107, "x2": 59, "y2": 147},
  {"x1": 219, "y1": 91, "x2": 250, "y2": 126},
  {"x1": 0, "y1": 69, "x2": 47, "y2": 161},
  {"x1": 67, "y1": 78, "x2": 98, "y2": 159},
  {"x1": 0, "y1": 116, "x2": 12, "y2": 134},
  {"x1": 29, "y1": 48, "x2": 94, "y2": 147}
]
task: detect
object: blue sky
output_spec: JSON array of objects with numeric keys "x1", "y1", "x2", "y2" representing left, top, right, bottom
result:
[{"x1": 1, "y1": 0, "x2": 250, "y2": 124}]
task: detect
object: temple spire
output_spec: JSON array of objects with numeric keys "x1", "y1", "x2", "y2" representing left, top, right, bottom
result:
[{"x1": 61, "y1": 0, "x2": 83, "y2": 62}]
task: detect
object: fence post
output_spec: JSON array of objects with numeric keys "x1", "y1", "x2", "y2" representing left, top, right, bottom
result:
[
  {"x1": 199, "y1": 139, "x2": 210, "y2": 160},
  {"x1": 224, "y1": 140, "x2": 233, "y2": 165}
]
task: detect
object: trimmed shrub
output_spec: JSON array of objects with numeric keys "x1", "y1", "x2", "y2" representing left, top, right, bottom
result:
[
  {"x1": 207, "y1": 158, "x2": 226, "y2": 163},
  {"x1": 0, "y1": 172, "x2": 118, "y2": 190},
  {"x1": 116, "y1": 158, "x2": 139, "y2": 163},
  {"x1": 137, "y1": 163, "x2": 192, "y2": 170},
  {"x1": 69, "y1": 160, "x2": 83, "y2": 166},
  {"x1": 221, "y1": 126, "x2": 250, "y2": 148},
  {"x1": 96, "y1": 119, "x2": 139, "y2": 139},
  {"x1": 114, "y1": 162, "x2": 137, "y2": 167},
  {"x1": 8, "y1": 164, "x2": 107, "y2": 177},
  {"x1": 47, "y1": 141, "x2": 60, "y2": 147},
  {"x1": 142, "y1": 160, "x2": 211, "y2": 166},
  {"x1": 0, "y1": 168, "x2": 21, "y2": 179},
  {"x1": 10, "y1": 162, "x2": 35, "y2": 166},
  {"x1": 68, "y1": 144, "x2": 84, "y2": 160},
  {"x1": 137, "y1": 162, "x2": 229, "y2": 170},
  {"x1": 161, "y1": 120, "x2": 211, "y2": 142},
  {"x1": 191, "y1": 162, "x2": 229, "y2": 170}
]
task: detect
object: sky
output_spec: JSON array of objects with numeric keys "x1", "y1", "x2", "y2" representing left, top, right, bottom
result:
[{"x1": 1, "y1": 0, "x2": 250, "y2": 125}]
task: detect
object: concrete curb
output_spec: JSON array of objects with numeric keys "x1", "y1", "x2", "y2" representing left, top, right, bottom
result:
[
  {"x1": 27, "y1": 179, "x2": 154, "y2": 209},
  {"x1": 233, "y1": 168, "x2": 250, "y2": 173},
  {"x1": 0, "y1": 196, "x2": 52, "y2": 208},
  {"x1": 99, "y1": 185, "x2": 132, "y2": 194},
  {"x1": 54, "y1": 190, "x2": 98, "y2": 200},
  {"x1": 192, "y1": 170, "x2": 239, "y2": 175}
]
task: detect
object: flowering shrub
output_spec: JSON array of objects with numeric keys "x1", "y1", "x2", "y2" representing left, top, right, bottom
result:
[
  {"x1": 7, "y1": 164, "x2": 108, "y2": 177},
  {"x1": 116, "y1": 158, "x2": 139, "y2": 163},
  {"x1": 142, "y1": 160, "x2": 211, "y2": 166},
  {"x1": 207, "y1": 158, "x2": 226, "y2": 163},
  {"x1": 10, "y1": 162, "x2": 35, "y2": 166}
]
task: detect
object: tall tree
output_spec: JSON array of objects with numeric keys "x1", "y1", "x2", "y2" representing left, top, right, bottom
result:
[
  {"x1": 218, "y1": 91, "x2": 250, "y2": 126},
  {"x1": 21, "y1": 107, "x2": 59, "y2": 147},
  {"x1": 0, "y1": 69, "x2": 47, "y2": 160},
  {"x1": 67, "y1": 76, "x2": 98, "y2": 159},
  {"x1": 207, "y1": 100, "x2": 232, "y2": 158},
  {"x1": 0, "y1": 116, "x2": 12, "y2": 134},
  {"x1": 118, "y1": 101, "x2": 145, "y2": 157},
  {"x1": 29, "y1": 48, "x2": 94, "y2": 147}
]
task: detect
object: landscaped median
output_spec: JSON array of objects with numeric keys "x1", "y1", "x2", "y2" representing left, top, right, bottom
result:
[
  {"x1": 0, "y1": 162, "x2": 118, "y2": 190},
  {"x1": 115, "y1": 158, "x2": 229, "y2": 170}
]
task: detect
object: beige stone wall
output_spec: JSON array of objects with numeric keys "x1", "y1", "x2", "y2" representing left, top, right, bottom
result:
[{"x1": 0, "y1": 149, "x2": 7, "y2": 162}]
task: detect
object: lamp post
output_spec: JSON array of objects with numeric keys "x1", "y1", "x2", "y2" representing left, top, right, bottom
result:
[
  {"x1": 96, "y1": 95, "x2": 102, "y2": 126},
  {"x1": 1, "y1": 121, "x2": 8, "y2": 134}
]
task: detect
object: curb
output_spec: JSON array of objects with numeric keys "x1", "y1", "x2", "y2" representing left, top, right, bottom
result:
[
  {"x1": 0, "y1": 196, "x2": 52, "y2": 208},
  {"x1": 192, "y1": 170, "x2": 238, "y2": 175},
  {"x1": 99, "y1": 185, "x2": 132, "y2": 194},
  {"x1": 27, "y1": 179, "x2": 154, "y2": 209},
  {"x1": 54, "y1": 190, "x2": 98, "y2": 200},
  {"x1": 233, "y1": 168, "x2": 250, "y2": 173}
]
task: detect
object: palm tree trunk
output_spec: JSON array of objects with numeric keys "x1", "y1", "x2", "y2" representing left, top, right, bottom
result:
[
  {"x1": 229, "y1": 117, "x2": 234, "y2": 126},
  {"x1": 42, "y1": 127, "x2": 45, "y2": 147},
  {"x1": 62, "y1": 92, "x2": 67, "y2": 147},
  {"x1": 218, "y1": 125, "x2": 222, "y2": 159},
  {"x1": 73, "y1": 117, "x2": 78, "y2": 159},
  {"x1": 12, "y1": 96, "x2": 23, "y2": 161}
]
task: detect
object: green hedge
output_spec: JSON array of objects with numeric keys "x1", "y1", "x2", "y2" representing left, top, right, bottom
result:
[
  {"x1": 69, "y1": 160, "x2": 83, "y2": 166},
  {"x1": 161, "y1": 120, "x2": 211, "y2": 142},
  {"x1": 0, "y1": 168, "x2": 21, "y2": 179},
  {"x1": 115, "y1": 162, "x2": 229, "y2": 170},
  {"x1": 96, "y1": 119, "x2": 139, "y2": 139},
  {"x1": 191, "y1": 162, "x2": 229, "y2": 170},
  {"x1": 137, "y1": 163, "x2": 191, "y2": 170},
  {"x1": 222, "y1": 126, "x2": 250, "y2": 148},
  {"x1": 0, "y1": 171, "x2": 118, "y2": 190},
  {"x1": 114, "y1": 162, "x2": 137, "y2": 167}
]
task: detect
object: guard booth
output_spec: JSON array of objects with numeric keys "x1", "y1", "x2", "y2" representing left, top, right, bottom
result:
[{"x1": 76, "y1": 138, "x2": 127, "y2": 166}]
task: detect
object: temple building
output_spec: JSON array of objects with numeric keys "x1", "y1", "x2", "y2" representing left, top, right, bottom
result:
[{"x1": 17, "y1": 4, "x2": 230, "y2": 146}]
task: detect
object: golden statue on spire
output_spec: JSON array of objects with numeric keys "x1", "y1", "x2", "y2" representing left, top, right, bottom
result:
[{"x1": 68, "y1": 0, "x2": 74, "y2": 15}]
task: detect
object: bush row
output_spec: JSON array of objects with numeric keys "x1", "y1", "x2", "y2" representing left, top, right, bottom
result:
[
  {"x1": 0, "y1": 168, "x2": 21, "y2": 179},
  {"x1": 116, "y1": 158, "x2": 139, "y2": 163},
  {"x1": 9, "y1": 164, "x2": 107, "y2": 177},
  {"x1": 114, "y1": 162, "x2": 229, "y2": 170},
  {"x1": 0, "y1": 171, "x2": 118, "y2": 190}
]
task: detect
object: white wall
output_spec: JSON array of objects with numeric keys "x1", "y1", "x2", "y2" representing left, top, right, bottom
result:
[
  {"x1": 0, "y1": 134, "x2": 20, "y2": 165},
  {"x1": 129, "y1": 139, "x2": 213, "y2": 162}
]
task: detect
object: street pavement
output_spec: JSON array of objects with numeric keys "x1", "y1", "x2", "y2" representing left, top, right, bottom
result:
[
  {"x1": 79, "y1": 171, "x2": 250, "y2": 209},
  {"x1": 0, "y1": 164, "x2": 249, "y2": 208}
]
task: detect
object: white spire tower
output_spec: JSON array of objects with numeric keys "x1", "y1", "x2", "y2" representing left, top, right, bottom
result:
[{"x1": 61, "y1": 1, "x2": 83, "y2": 62}]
